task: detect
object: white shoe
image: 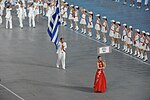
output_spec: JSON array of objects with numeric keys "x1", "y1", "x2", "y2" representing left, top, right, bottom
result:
[
  {"x1": 127, "y1": 49, "x2": 130, "y2": 53},
  {"x1": 145, "y1": 8, "x2": 149, "y2": 11},
  {"x1": 144, "y1": 58, "x2": 148, "y2": 62},
  {"x1": 132, "y1": 4, "x2": 135, "y2": 7},
  {"x1": 130, "y1": 4, "x2": 132, "y2": 7},
  {"x1": 123, "y1": 2, "x2": 127, "y2": 5},
  {"x1": 140, "y1": 54, "x2": 144, "y2": 59},
  {"x1": 130, "y1": 50, "x2": 133, "y2": 55},
  {"x1": 134, "y1": 52, "x2": 137, "y2": 56},
  {"x1": 57, "y1": 65, "x2": 59, "y2": 68},
  {"x1": 62, "y1": 67, "x2": 65, "y2": 70},
  {"x1": 115, "y1": 44, "x2": 117, "y2": 48}
]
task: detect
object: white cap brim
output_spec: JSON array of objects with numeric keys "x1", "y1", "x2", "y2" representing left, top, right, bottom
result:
[
  {"x1": 89, "y1": 11, "x2": 93, "y2": 14},
  {"x1": 146, "y1": 32, "x2": 150, "y2": 35},
  {"x1": 111, "y1": 20, "x2": 115, "y2": 22},
  {"x1": 123, "y1": 24, "x2": 127, "y2": 26},
  {"x1": 96, "y1": 14, "x2": 100, "y2": 17},
  {"x1": 142, "y1": 31, "x2": 146, "y2": 33},
  {"x1": 135, "y1": 29, "x2": 140, "y2": 32},
  {"x1": 129, "y1": 26, "x2": 132, "y2": 28},
  {"x1": 102, "y1": 16, "x2": 107, "y2": 19},
  {"x1": 116, "y1": 21, "x2": 120, "y2": 24}
]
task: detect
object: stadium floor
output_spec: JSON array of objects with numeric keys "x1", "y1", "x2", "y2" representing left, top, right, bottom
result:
[{"x1": 0, "y1": 0, "x2": 150, "y2": 100}]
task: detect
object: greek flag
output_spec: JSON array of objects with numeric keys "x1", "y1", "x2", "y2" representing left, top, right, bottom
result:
[{"x1": 47, "y1": 0, "x2": 60, "y2": 49}]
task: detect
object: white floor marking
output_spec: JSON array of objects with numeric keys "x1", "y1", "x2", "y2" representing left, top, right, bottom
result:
[
  {"x1": 0, "y1": 84, "x2": 25, "y2": 100},
  {"x1": 63, "y1": 26, "x2": 150, "y2": 66}
]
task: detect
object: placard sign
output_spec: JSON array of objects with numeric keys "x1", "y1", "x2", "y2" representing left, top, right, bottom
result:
[{"x1": 98, "y1": 46, "x2": 112, "y2": 54}]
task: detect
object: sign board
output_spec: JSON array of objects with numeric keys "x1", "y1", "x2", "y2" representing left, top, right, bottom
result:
[{"x1": 97, "y1": 46, "x2": 112, "y2": 54}]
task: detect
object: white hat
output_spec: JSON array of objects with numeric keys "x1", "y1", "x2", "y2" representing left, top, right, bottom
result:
[
  {"x1": 142, "y1": 31, "x2": 146, "y2": 33},
  {"x1": 111, "y1": 20, "x2": 115, "y2": 22},
  {"x1": 83, "y1": 9, "x2": 86, "y2": 11},
  {"x1": 61, "y1": 0, "x2": 65, "y2": 2},
  {"x1": 146, "y1": 32, "x2": 150, "y2": 35},
  {"x1": 96, "y1": 14, "x2": 100, "y2": 17},
  {"x1": 89, "y1": 11, "x2": 93, "y2": 14},
  {"x1": 65, "y1": 2, "x2": 68, "y2": 5},
  {"x1": 70, "y1": 5, "x2": 74, "y2": 7},
  {"x1": 129, "y1": 26, "x2": 132, "y2": 29},
  {"x1": 123, "y1": 24, "x2": 127, "y2": 26},
  {"x1": 116, "y1": 21, "x2": 120, "y2": 24},
  {"x1": 135, "y1": 29, "x2": 140, "y2": 32},
  {"x1": 75, "y1": 6, "x2": 79, "y2": 9},
  {"x1": 102, "y1": 16, "x2": 107, "y2": 19}
]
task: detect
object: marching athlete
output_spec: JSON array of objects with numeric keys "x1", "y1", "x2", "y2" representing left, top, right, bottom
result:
[
  {"x1": 56, "y1": 37, "x2": 67, "y2": 70},
  {"x1": 114, "y1": 21, "x2": 121, "y2": 49},
  {"x1": 133, "y1": 29, "x2": 140, "y2": 57},
  {"x1": 5, "y1": 5, "x2": 12, "y2": 29},
  {"x1": 109, "y1": 20, "x2": 115, "y2": 46},
  {"x1": 60, "y1": 0, "x2": 65, "y2": 24},
  {"x1": 95, "y1": 14, "x2": 101, "y2": 40},
  {"x1": 68, "y1": 5, "x2": 75, "y2": 29},
  {"x1": 43, "y1": 0, "x2": 48, "y2": 16},
  {"x1": 74, "y1": 6, "x2": 79, "y2": 31},
  {"x1": 126, "y1": 26, "x2": 133, "y2": 54},
  {"x1": 46, "y1": 3, "x2": 54, "y2": 27},
  {"x1": 28, "y1": 3, "x2": 36, "y2": 28},
  {"x1": 145, "y1": 0, "x2": 149, "y2": 11},
  {"x1": 101, "y1": 16, "x2": 108, "y2": 43},
  {"x1": 62, "y1": 2, "x2": 69, "y2": 26},
  {"x1": 18, "y1": 2, "x2": 26, "y2": 29},
  {"x1": 122, "y1": 24, "x2": 128, "y2": 52},
  {"x1": 130, "y1": 0, "x2": 135, "y2": 7},
  {"x1": 137, "y1": 0, "x2": 142, "y2": 8},
  {"x1": 87, "y1": 11, "x2": 93, "y2": 37},
  {"x1": 80, "y1": 8, "x2": 87, "y2": 34}
]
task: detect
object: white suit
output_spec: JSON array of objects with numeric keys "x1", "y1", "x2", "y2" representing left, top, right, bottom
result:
[
  {"x1": 5, "y1": 8, "x2": 12, "y2": 29},
  {"x1": 18, "y1": 7, "x2": 26, "y2": 28},
  {"x1": 56, "y1": 41, "x2": 67, "y2": 69},
  {"x1": 0, "y1": 1, "x2": 5, "y2": 16},
  {"x1": 28, "y1": 6, "x2": 35, "y2": 27},
  {"x1": 46, "y1": 6, "x2": 54, "y2": 27}
]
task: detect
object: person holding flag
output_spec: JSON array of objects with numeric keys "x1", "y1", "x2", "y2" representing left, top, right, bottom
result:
[
  {"x1": 47, "y1": 0, "x2": 67, "y2": 69},
  {"x1": 56, "y1": 37, "x2": 67, "y2": 69}
]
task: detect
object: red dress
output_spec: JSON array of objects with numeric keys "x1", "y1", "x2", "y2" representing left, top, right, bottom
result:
[{"x1": 94, "y1": 61, "x2": 106, "y2": 92}]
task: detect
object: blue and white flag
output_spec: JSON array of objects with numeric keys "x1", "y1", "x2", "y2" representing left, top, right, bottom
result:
[{"x1": 47, "y1": 0, "x2": 60, "y2": 49}]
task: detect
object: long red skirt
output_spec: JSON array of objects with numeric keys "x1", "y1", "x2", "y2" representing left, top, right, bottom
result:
[{"x1": 94, "y1": 69, "x2": 106, "y2": 93}]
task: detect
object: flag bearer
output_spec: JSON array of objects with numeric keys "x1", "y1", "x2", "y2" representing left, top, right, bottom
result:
[{"x1": 56, "y1": 37, "x2": 67, "y2": 70}]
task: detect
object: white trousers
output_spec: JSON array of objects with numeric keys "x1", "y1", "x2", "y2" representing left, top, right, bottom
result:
[
  {"x1": 29, "y1": 16, "x2": 35, "y2": 27},
  {"x1": 0, "y1": 16, "x2": 2, "y2": 24},
  {"x1": 57, "y1": 52, "x2": 66, "y2": 69},
  {"x1": 6, "y1": 18, "x2": 12, "y2": 29},
  {"x1": 19, "y1": 17, "x2": 23, "y2": 28},
  {"x1": 48, "y1": 17, "x2": 51, "y2": 27},
  {"x1": 145, "y1": 0, "x2": 149, "y2": 5}
]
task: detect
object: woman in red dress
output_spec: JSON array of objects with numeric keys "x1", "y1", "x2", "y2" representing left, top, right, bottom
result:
[{"x1": 94, "y1": 55, "x2": 106, "y2": 93}]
